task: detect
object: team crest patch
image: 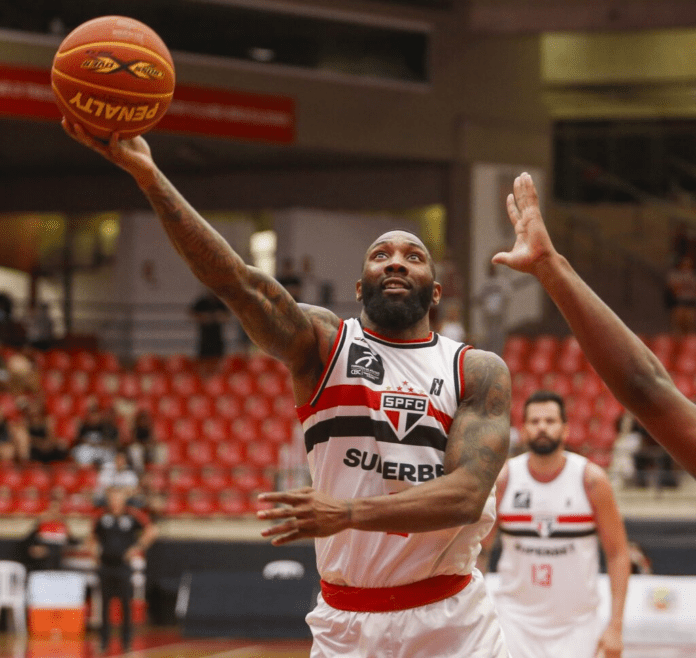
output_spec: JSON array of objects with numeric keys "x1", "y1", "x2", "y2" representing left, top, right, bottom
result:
[
  {"x1": 347, "y1": 342, "x2": 384, "y2": 384},
  {"x1": 380, "y1": 391, "x2": 428, "y2": 441},
  {"x1": 536, "y1": 516, "x2": 555, "y2": 538},
  {"x1": 513, "y1": 490, "x2": 531, "y2": 509}
]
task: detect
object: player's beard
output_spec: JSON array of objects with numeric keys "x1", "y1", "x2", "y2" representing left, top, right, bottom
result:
[
  {"x1": 528, "y1": 434, "x2": 563, "y2": 456},
  {"x1": 361, "y1": 279, "x2": 433, "y2": 331}
]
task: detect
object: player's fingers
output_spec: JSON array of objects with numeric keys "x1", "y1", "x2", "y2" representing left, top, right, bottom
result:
[
  {"x1": 505, "y1": 193, "x2": 520, "y2": 223},
  {"x1": 260, "y1": 519, "x2": 298, "y2": 538},
  {"x1": 515, "y1": 172, "x2": 539, "y2": 212}
]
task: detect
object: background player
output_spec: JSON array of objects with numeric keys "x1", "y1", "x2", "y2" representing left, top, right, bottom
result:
[
  {"x1": 62, "y1": 122, "x2": 512, "y2": 658},
  {"x1": 479, "y1": 390, "x2": 630, "y2": 658},
  {"x1": 494, "y1": 173, "x2": 696, "y2": 477}
]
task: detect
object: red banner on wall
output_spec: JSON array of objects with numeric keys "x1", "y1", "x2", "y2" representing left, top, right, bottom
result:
[{"x1": 0, "y1": 63, "x2": 295, "y2": 144}]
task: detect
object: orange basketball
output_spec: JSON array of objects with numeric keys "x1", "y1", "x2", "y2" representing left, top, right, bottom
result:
[{"x1": 51, "y1": 15, "x2": 175, "y2": 139}]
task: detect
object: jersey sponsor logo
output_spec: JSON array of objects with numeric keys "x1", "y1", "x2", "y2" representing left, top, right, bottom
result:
[
  {"x1": 343, "y1": 448, "x2": 444, "y2": 482},
  {"x1": 430, "y1": 378, "x2": 444, "y2": 396},
  {"x1": 513, "y1": 541, "x2": 576, "y2": 557},
  {"x1": 381, "y1": 392, "x2": 428, "y2": 440},
  {"x1": 513, "y1": 490, "x2": 531, "y2": 508},
  {"x1": 347, "y1": 342, "x2": 384, "y2": 384}
]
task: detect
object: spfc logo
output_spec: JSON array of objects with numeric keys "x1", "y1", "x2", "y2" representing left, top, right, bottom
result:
[
  {"x1": 536, "y1": 516, "x2": 555, "y2": 538},
  {"x1": 348, "y1": 342, "x2": 384, "y2": 384},
  {"x1": 381, "y1": 392, "x2": 428, "y2": 441}
]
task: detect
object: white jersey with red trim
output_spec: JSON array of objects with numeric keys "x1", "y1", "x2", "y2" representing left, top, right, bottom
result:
[
  {"x1": 296, "y1": 317, "x2": 496, "y2": 589},
  {"x1": 494, "y1": 451, "x2": 600, "y2": 630}
]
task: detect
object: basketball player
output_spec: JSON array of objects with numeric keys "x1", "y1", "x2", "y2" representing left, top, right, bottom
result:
[
  {"x1": 62, "y1": 122, "x2": 512, "y2": 657},
  {"x1": 479, "y1": 391, "x2": 630, "y2": 658},
  {"x1": 495, "y1": 172, "x2": 696, "y2": 477}
]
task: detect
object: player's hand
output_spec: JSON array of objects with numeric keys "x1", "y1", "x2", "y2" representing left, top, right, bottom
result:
[
  {"x1": 61, "y1": 119, "x2": 156, "y2": 187},
  {"x1": 492, "y1": 172, "x2": 557, "y2": 276},
  {"x1": 595, "y1": 624, "x2": 623, "y2": 658},
  {"x1": 257, "y1": 487, "x2": 352, "y2": 546}
]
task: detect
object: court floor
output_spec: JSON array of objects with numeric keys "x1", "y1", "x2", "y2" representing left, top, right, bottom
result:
[{"x1": 0, "y1": 629, "x2": 694, "y2": 658}]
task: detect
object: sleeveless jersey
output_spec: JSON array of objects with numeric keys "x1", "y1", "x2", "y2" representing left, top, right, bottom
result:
[
  {"x1": 495, "y1": 451, "x2": 600, "y2": 630},
  {"x1": 296, "y1": 318, "x2": 497, "y2": 589}
]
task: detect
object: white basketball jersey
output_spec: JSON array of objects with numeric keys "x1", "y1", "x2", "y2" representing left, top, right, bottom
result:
[
  {"x1": 495, "y1": 451, "x2": 600, "y2": 630},
  {"x1": 297, "y1": 318, "x2": 497, "y2": 588}
]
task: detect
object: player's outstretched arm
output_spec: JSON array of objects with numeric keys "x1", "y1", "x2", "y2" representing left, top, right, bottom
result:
[
  {"x1": 257, "y1": 349, "x2": 510, "y2": 544},
  {"x1": 62, "y1": 121, "x2": 334, "y2": 394},
  {"x1": 494, "y1": 173, "x2": 696, "y2": 477}
]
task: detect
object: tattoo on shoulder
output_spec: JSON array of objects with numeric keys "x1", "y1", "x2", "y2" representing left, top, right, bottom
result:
[{"x1": 444, "y1": 350, "x2": 511, "y2": 489}]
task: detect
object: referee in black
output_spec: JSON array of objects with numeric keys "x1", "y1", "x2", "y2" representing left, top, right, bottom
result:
[{"x1": 87, "y1": 486, "x2": 158, "y2": 652}]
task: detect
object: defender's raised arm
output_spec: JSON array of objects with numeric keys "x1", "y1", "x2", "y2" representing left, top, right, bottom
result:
[{"x1": 494, "y1": 172, "x2": 696, "y2": 476}]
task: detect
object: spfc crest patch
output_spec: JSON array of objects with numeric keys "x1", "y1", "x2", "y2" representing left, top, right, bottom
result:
[{"x1": 380, "y1": 391, "x2": 428, "y2": 441}]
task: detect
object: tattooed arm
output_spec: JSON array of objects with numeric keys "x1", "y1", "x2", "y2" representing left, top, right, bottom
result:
[
  {"x1": 258, "y1": 349, "x2": 511, "y2": 544},
  {"x1": 61, "y1": 123, "x2": 337, "y2": 398}
]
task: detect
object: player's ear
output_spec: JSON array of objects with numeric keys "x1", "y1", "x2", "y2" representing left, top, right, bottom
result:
[
  {"x1": 432, "y1": 282, "x2": 442, "y2": 306},
  {"x1": 356, "y1": 280, "x2": 362, "y2": 302}
]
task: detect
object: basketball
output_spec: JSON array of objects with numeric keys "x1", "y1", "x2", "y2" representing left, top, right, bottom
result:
[{"x1": 51, "y1": 15, "x2": 175, "y2": 140}]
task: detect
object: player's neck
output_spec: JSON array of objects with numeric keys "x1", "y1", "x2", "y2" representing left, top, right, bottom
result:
[
  {"x1": 527, "y1": 450, "x2": 566, "y2": 483},
  {"x1": 359, "y1": 311, "x2": 432, "y2": 341}
]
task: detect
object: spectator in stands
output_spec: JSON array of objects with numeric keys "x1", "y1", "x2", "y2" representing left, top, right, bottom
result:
[
  {"x1": 0, "y1": 291, "x2": 26, "y2": 348},
  {"x1": 25, "y1": 400, "x2": 67, "y2": 465},
  {"x1": 23, "y1": 492, "x2": 78, "y2": 571},
  {"x1": 630, "y1": 419, "x2": 678, "y2": 488},
  {"x1": 190, "y1": 290, "x2": 231, "y2": 373},
  {"x1": 72, "y1": 405, "x2": 117, "y2": 467},
  {"x1": 94, "y1": 449, "x2": 141, "y2": 507},
  {"x1": 0, "y1": 407, "x2": 24, "y2": 463},
  {"x1": 666, "y1": 255, "x2": 696, "y2": 334},
  {"x1": 23, "y1": 301, "x2": 56, "y2": 351},
  {"x1": 85, "y1": 487, "x2": 157, "y2": 653},
  {"x1": 124, "y1": 409, "x2": 160, "y2": 474},
  {"x1": 6, "y1": 346, "x2": 40, "y2": 397}
]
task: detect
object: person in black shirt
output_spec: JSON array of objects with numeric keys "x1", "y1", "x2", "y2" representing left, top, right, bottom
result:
[
  {"x1": 23, "y1": 494, "x2": 77, "y2": 571},
  {"x1": 86, "y1": 487, "x2": 157, "y2": 652}
]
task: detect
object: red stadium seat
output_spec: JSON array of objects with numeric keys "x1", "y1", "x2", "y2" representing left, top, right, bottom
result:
[
  {"x1": 503, "y1": 335, "x2": 532, "y2": 359},
  {"x1": 0, "y1": 395, "x2": 19, "y2": 421},
  {"x1": 232, "y1": 466, "x2": 267, "y2": 493},
  {"x1": 593, "y1": 394, "x2": 624, "y2": 424},
  {"x1": 163, "y1": 354, "x2": 193, "y2": 374},
  {"x1": 186, "y1": 441, "x2": 215, "y2": 466},
  {"x1": 220, "y1": 354, "x2": 247, "y2": 373},
  {"x1": 248, "y1": 491, "x2": 274, "y2": 514},
  {"x1": 679, "y1": 334, "x2": 696, "y2": 354},
  {"x1": 565, "y1": 420, "x2": 588, "y2": 453},
  {"x1": 230, "y1": 417, "x2": 261, "y2": 443},
  {"x1": 151, "y1": 417, "x2": 173, "y2": 443},
  {"x1": 649, "y1": 333, "x2": 676, "y2": 354},
  {"x1": 134, "y1": 354, "x2": 164, "y2": 374},
  {"x1": 15, "y1": 488, "x2": 47, "y2": 515},
  {"x1": 256, "y1": 372, "x2": 286, "y2": 397},
  {"x1": 45, "y1": 394, "x2": 76, "y2": 418},
  {"x1": 511, "y1": 372, "x2": 542, "y2": 399},
  {"x1": 565, "y1": 396, "x2": 594, "y2": 424},
  {"x1": 162, "y1": 440, "x2": 186, "y2": 465},
  {"x1": 217, "y1": 489, "x2": 249, "y2": 515},
  {"x1": 227, "y1": 372, "x2": 255, "y2": 397},
  {"x1": 76, "y1": 468, "x2": 99, "y2": 492},
  {"x1": 61, "y1": 492, "x2": 94, "y2": 516},
  {"x1": 0, "y1": 488, "x2": 16, "y2": 514},
  {"x1": 94, "y1": 372, "x2": 120, "y2": 397},
  {"x1": 539, "y1": 372, "x2": 573, "y2": 398},
  {"x1": 64, "y1": 371, "x2": 94, "y2": 396},
  {"x1": 502, "y1": 351, "x2": 527, "y2": 376},
  {"x1": 202, "y1": 374, "x2": 227, "y2": 397},
  {"x1": 168, "y1": 466, "x2": 199, "y2": 493},
  {"x1": 119, "y1": 373, "x2": 142, "y2": 398},
  {"x1": 24, "y1": 466, "x2": 52, "y2": 492},
  {"x1": 587, "y1": 450, "x2": 613, "y2": 469},
  {"x1": 215, "y1": 395, "x2": 242, "y2": 420},
  {"x1": 163, "y1": 493, "x2": 186, "y2": 516},
  {"x1": 142, "y1": 466, "x2": 167, "y2": 492},
  {"x1": 533, "y1": 335, "x2": 560, "y2": 354},
  {"x1": 139, "y1": 372, "x2": 170, "y2": 397},
  {"x1": 0, "y1": 466, "x2": 24, "y2": 489},
  {"x1": 187, "y1": 395, "x2": 215, "y2": 419},
  {"x1": 672, "y1": 372, "x2": 696, "y2": 399},
  {"x1": 171, "y1": 372, "x2": 202, "y2": 397},
  {"x1": 199, "y1": 466, "x2": 230, "y2": 492},
  {"x1": 72, "y1": 351, "x2": 98, "y2": 372},
  {"x1": 185, "y1": 489, "x2": 216, "y2": 516},
  {"x1": 556, "y1": 350, "x2": 587, "y2": 375},
  {"x1": 54, "y1": 416, "x2": 80, "y2": 442},
  {"x1": 157, "y1": 395, "x2": 186, "y2": 420},
  {"x1": 96, "y1": 352, "x2": 121, "y2": 373},
  {"x1": 587, "y1": 418, "x2": 617, "y2": 452},
  {"x1": 246, "y1": 441, "x2": 278, "y2": 468},
  {"x1": 44, "y1": 350, "x2": 72, "y2": 371},
  {"x1": 201, "y1": 417, "x2": 230, "y2": 443},
  {"x1": 244, "y1": 395, "x2": 272, "y2": 421},
  {"x1": 172, "y1": 417, "x2": 201, "y2": 443},
  {"x1": 673, "y1": 351, "x2": 696, "y2": 375},
  {"x1": 53, "y1": 464, "x2": 81, "y2": 494},
  {"x1": 216, "y1": 442, "x2": 246, "y2": 468},
  {"x1": 571, "y1": 371, "x2": 604, "y2": 398},
  {"x1": 41, "y1": 370, "x2": 66, "y2": 395},
  {"x1": 247, "y1": 354, "x2": 276, "y2": 375},
  {"x1": 526, "y1": 351, "x2": 555, "y2": 376},
  {"x1": 273, "y1": 395, "x2": 297, "y2": 421},
  {"x1": 260, "y1": 417, "x2": 293, "y2": 445}
]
